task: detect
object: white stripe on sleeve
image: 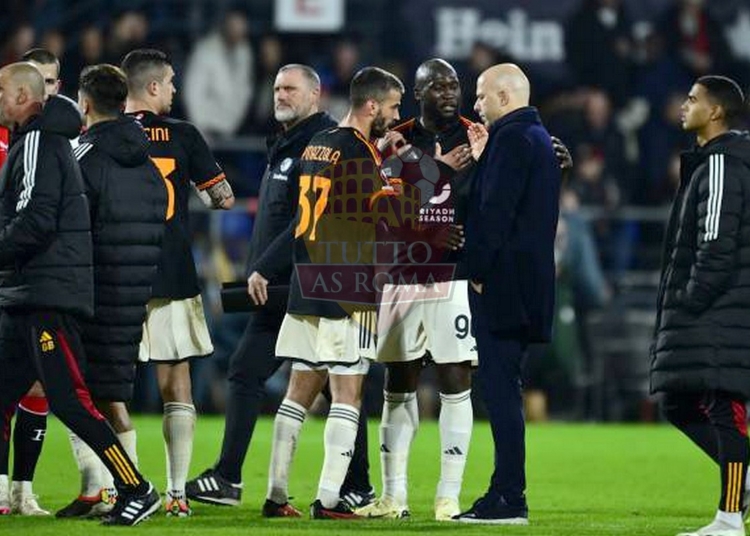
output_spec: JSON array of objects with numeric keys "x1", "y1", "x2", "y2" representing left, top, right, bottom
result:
[
  {"x1": 704, "y1": 153, "x2": 725, "y2": 242},
  {"x1": 16, "y1": 131, "x2": 40, "y2": 212}
]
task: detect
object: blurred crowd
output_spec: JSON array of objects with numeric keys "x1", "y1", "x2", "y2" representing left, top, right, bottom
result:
[{"x1": 2, "y1": 0, "x2": 749, "y2": 421}]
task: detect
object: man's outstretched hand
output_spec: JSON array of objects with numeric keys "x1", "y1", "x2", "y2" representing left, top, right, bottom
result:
[{"x1": 467, "y1": 122, "x2": 489, "y2": 161}]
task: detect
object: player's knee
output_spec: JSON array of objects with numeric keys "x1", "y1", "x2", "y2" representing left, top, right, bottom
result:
[
  {"x1": 436, "y1": 362, "x2": 472, "y2": 394},
  {"x1": 385, "y1": 361, "x2": 421, "y2": 393},
  {"x1": 26, "y1": 381, "x2": 45, "y2": 397},
  {"x1": 329, "y1": 375, "x2": 363, "y2": 407}
]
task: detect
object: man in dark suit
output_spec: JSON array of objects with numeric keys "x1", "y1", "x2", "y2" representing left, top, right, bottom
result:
[{"x1": 456, "y1": 63, "x2": 561, "y2": 524}]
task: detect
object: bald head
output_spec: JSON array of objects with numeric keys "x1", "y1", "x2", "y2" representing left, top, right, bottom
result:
[
  {"x1": 1, "y1": 63, "x2": 46, "y2": 100},
  {"x1": 474, "y1": 63, "x2": 530, "y2": 126},
  {"x1": 0, "y1": 62, "x2": 46, "y2": 129},
  {"x1": 414, "y1": 58, "x2": 461, "y2": 124},
  {"x1": 415, "y1": 58, "x2": 456, "y2": 92}
]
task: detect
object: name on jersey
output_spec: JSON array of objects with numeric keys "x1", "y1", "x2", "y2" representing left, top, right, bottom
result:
[
  {"x1": 420, "y1": 207, "x2": 455, "y2": 223},
  {"x1": 144, "y1": 126, "x2": 170, "y2": 142},
  {"x1": 301, "y1": 145, "x2": 341, "y2": 165}
]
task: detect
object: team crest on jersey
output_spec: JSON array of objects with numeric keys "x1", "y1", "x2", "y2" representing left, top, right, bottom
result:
[
  {"x1": 280, "y1": 157, "x2": 293, "y2": 172},
  {"x1": 39, "y1": 331, "x2": 55, "y2": 353}
]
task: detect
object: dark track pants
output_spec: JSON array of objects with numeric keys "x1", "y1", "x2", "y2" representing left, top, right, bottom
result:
[
  {"x1": 663, "y1": 390, "x2": 749, "y2": 513},
  {"x1": 0, "y1": 310, "x2": 146, "y2": 494}
]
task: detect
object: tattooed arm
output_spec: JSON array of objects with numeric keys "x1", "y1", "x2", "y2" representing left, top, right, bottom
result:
[{"x1": 196, "y1": 179, "x2": 235, "y2": 209}]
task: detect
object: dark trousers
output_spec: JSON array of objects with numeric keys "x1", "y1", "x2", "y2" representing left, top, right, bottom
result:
[
  {"x1": 0, "y1": 309, "x2": 145, "y2": 494},
  {"x1": 662, "y1": 390, "x2": 749, "y2": 512},
  {"x1": 473, "y1": 317, "x2": 527, "y2": 502},
  {"x1": 214, "y1": 294, "x2": 370, "y2": 490}
]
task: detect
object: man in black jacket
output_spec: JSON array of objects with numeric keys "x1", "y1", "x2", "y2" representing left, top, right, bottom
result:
[
  {"x1": 458, "y1": 64, "x2": 561, "y2": 524},
  {"x1": 651, "y1": 75, "x2": 750, "y2": 536},
  {"x1": 56, "y1": 64, "x2": 167, "y2": 519},
  {"x1": 187, "y1": 64, "x2": 373, "y2": 513},
  {"x1": 0, "y1": 61, "x2": 160, "y2": 526},
  {"x1": 0, "y1": 46, "x2": 63, "y2": 518}
]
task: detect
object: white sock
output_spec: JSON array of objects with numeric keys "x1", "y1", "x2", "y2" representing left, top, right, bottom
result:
[
  {"x1": 69, "y1": 431, "x2": 104, "y2": 496},
  {"x1": 163, "y1": 402, "x2": 196, "y2": 497},
  {"x1": 11, "y1": 480, "x2": 32, "y2": 496},
  {"x1": 380, "y1": 391, "x2": 418, "y2": 506},
  {"x1": 317, "y1": 403, "x2": 360, "y2": 508},
  {"x1": 267, "y1": 399, "x2": 306, "y2": 504},
  {"x1": 716, "y1": 509, "x2": 743, "y2": 528},
  {"x1": 117, "y1": 430, "x2": 138, "y2": 468},
  {"x1": 437, "y1": 390, "x2": 473, "y2": 501}
]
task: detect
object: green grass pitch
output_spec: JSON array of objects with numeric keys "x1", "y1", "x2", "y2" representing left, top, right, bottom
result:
[{"x1": 1, "y1": 415, "x2": 722, "y2": 535}]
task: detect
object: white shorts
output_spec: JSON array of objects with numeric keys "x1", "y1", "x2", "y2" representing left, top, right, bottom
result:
[
  {"x1": 377, "y1": 280, "x2": 477, "y2": 364},
  {"x1": 276, "y1": 311, "x2": 376, "y2": 374},
  {"x1": 138, "y1": 296, "x2": 214, "y2": 363},
  {"x1": 291, "y1": 359, "x2": 370, "y2": 375}
]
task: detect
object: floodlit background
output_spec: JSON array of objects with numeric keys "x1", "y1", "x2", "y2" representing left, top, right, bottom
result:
[{"x1": 4, "y1": 0, "x2": 750, "y2": 421}]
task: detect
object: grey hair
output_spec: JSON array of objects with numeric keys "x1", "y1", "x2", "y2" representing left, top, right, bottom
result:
[{"x1": 278, "y1": 64, "x2": 320, "y2": 90}]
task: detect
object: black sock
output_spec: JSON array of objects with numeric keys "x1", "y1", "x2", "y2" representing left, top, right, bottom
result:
[{"x1": 12, "y1": 402, "x2": 47, "y2": 481}]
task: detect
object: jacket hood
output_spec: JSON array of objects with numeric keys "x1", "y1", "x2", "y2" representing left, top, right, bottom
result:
[
  {"x1": 703, "y1": 130, "x2": 750, "y2": 168},
  {"x1": 80, "y1": 116, "x2": 150, "y2": 167},
  {"x1": 29, "y1": 95, "x2": 83, "y2": 139}
]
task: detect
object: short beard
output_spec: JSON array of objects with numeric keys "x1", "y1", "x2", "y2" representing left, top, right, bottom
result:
[
  {"x1": 274, "y1": 106, "x2": 298, "y2": 123},
  {"x1": 371, "y1": 113, "x2": 389, "y2": 138}
]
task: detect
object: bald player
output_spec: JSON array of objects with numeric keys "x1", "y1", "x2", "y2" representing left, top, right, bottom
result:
[
  {"x1": 0, "y1": 62, "x2": 160, "y2": 526},
  {"x1": 0, "y1": 47, "x2": 63, "y2": 517},
  {"x1": 457, "y1": 64, "x2": 561, "y2": 524}
]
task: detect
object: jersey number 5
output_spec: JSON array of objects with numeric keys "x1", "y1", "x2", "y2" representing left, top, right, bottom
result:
[
  {"x1": 151, "y1": 157, "x2": 176, "y2": 221},
  {"x1": 295, "y1": 174, "x2": 331, "y2": 241}
]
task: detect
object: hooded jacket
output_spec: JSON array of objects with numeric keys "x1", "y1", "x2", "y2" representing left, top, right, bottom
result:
[
  {"x1": 247, "y1": 112, "x2": 337, "y2": 284},
  {"x1": 651, "y1": 131, "x2": 750, "y2": 398},
  {"x1": 75, "y1": 116, "x2": 167, "y2": 401},
  {"x1": 0, "y1": 95, "x2": 93, "y2": 317}
]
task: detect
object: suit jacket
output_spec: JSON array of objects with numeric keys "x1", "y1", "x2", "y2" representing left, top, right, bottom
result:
[{"x1": 466, "y1": 106, "x2": 561, "y2": 342}]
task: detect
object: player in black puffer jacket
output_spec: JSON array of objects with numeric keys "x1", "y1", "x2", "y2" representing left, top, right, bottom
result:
[
  {"x1": 56, "y1": 64, "x2": 167, "y2": 518},
  {"x1": 75, "y1": 78, "x2": 166, "y2": 405},
  {"x1": 650, "y1": 75, "x2": 750, "y2": 536}
]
